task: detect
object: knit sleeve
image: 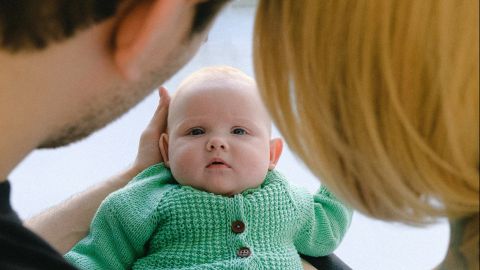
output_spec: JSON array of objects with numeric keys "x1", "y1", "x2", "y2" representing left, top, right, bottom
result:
[
  {"x1": 292, "y1": 185, "x2": 353, "y2": 257},
  {"x1": 64, "y1": 163, "x2": 175, "y2": 270}
]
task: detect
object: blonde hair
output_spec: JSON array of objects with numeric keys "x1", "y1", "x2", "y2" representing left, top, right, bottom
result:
[{"x1": 254, "y1": 0, "x2": 478, "y2": 224}]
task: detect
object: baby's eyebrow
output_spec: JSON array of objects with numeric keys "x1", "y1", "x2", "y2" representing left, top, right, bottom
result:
[
  {"x1": 174, "y1": 117, "x2": 206, "y2": 127},
  {"x1": 170, "y1": 118, "x2": 205, "y2": 133},
  {"x1": 172, "y1": 117, "x2": 268, "y2": 134}
]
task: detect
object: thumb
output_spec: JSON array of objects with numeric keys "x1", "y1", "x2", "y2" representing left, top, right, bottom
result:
[{"x1": 146, "y1": 86, "x2": 170, "y2": 131}]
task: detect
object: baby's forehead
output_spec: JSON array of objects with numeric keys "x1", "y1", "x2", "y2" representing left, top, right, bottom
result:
[
  {"x1": 171, "y1": 67, "x2": 258, "y2": 107},
  {"x1": 171, "y1": 81, "x2": 262, "y2": 117},
  {"x1": 168, "y1": 67, "x2": 271, "y2": 131}
]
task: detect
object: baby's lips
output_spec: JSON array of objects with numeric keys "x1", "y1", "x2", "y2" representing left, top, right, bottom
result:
[{"x1": 206, "y1": 158, "x2": 231, "y2": 168}]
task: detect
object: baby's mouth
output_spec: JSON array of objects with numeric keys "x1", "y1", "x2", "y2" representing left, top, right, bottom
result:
[{"x1": 206, "y1": 159, "x2": 231, "y2": 168}]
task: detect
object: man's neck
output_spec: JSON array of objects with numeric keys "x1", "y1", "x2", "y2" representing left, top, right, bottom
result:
[
  {"x1": 0, "y1": 137, "x2": 37, "y2": 181},
  {"x1": 0, "y1": 20, "x2": 114, "y2": 181},
  {"x1": 0, "y1": 51, "x2": 47, "y2": 181}
]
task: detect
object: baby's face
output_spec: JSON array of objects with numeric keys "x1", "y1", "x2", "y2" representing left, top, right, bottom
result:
[{"x1": 164, "y1": 77, "x2": 275, "y2": 196}]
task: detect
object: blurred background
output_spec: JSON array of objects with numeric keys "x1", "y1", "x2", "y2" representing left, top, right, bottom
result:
[{"x1": 10, "y1": 1, "x2": 448, "y2": 269}]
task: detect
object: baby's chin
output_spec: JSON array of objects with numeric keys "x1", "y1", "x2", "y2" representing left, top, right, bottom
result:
[
  {"x1": 175, "y1": 179, "x2": 235, "y2": 196},
  {"x1": 177, "y1": 176, "x2": 262, "y2": 197},
  {"x1": 191, "y1": 181, "x2": 250, "y2": 197},
  {"x1": 204, "y1": 182, "x2": 264, "y2": 197},
  {"x1": 201, "y1": 185, "x2": 240, "y2": 197}
]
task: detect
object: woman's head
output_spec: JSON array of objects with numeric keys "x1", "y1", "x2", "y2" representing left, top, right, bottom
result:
[{"x1": 254, "y1": 0, "x2": 478, "y2": 224}]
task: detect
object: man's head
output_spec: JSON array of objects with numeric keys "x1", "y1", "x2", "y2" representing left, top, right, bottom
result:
[
  {"x1": 0, "y1": 0, "x2": 229, "y2": 149},
  {"x1": 0, "y1": 0, "x2": 227, "y2": 52},
  {"x1": 159, "y1": 66, "x2": 283, "y2": 196}
]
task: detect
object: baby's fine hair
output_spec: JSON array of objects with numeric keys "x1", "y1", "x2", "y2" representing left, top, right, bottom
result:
[{"x1": 177, "y1": 66, "x2": 256, "y2": 92}]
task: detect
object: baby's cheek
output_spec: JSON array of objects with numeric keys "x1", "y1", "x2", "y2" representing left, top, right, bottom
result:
[
  {"x1": 243, "y1": 159, "x2": 269, "y2": 186},
  {"x1": 169, "y1": 148, "x2": 199, "y2": 182},
  {"x1": 242, "y1": 145, "x2": 270, "y2": 170}
]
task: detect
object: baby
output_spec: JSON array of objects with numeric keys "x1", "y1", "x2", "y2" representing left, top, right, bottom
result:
[{"x1": 65, "y1": 66, "x2": 352, "y2": 269}]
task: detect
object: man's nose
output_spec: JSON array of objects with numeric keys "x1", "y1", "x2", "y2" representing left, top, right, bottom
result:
[{"x1": 206, "y1": 137, "x2": 228, "y2": 151}]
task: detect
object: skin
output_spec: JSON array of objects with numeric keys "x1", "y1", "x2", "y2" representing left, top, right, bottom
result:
[
  {"x1": 0, "y1": 1, "x2": 321, "y2": 268},
  {"x1": 159, "y1": 72, "x2": 321, "y2": 268},
  {"x1": 0, "y1": 1, "x2": 204, "y2": 179},
  {"x1": 437, "y1": 214, "x2": 479, "y2": 270},
  {"x1": 0, "y1": 0, "x2": 212, "y2": 252},
  {"x1": 159, "y1": 71, "x2": 283, "y2": 196}
]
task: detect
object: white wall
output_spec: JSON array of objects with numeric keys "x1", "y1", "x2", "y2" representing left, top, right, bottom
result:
[{"x1": 10, "y1": 3, "x2": 449, "y2": 270}]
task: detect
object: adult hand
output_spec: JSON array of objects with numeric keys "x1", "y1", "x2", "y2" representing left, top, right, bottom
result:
[
  {"x1": 302, "y1": 259, "x2": 317, "y2": 270},
  {"x1": 131, "y1": 87, "x2": 170, "y2": 174},
  {"x1": 25, "y1": 87, "x2": 171, "y2": 254}
]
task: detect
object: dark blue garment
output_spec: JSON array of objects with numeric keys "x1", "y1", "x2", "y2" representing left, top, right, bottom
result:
[
  {"x1": 0, "y1": 180, "x2": 350, "y2": 270},
  {"x1": 301, "y1": 253, "x2": 352, "y2": 270},
  {"x1": 0, "y1": 180, "x2": 77, "y2": 270}
]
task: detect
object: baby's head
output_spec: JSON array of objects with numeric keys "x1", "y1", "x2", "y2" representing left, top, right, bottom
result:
[{"x1": 160, "y1": 66, "x2": 283, "y2": 196}]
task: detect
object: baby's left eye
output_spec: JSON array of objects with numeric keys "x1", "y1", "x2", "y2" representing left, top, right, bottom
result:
[{"x1": 231, "y1": 128, "x2": 247, "y2": 135}]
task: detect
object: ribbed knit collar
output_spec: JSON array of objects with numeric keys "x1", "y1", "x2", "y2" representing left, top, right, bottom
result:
[{"x1": 135, "y1": 162, "x2": 282, "y2": 198}]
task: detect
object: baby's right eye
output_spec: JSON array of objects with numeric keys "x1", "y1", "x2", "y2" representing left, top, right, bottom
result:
[{"x1": 188, "y1": 128, "x2": 205, "y2": 136}]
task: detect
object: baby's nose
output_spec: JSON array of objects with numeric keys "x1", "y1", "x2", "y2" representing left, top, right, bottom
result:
[{"x1": 206, "y1": 137, "x2": 227, "y2": 151}]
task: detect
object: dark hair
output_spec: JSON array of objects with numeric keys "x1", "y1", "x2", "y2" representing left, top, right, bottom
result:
[
  {"x1": 0, "y1": 0, "x2": 229, "y2": 52},
  {"x1": 191, "y1": 0, "x2": 228, "y2": 34}
]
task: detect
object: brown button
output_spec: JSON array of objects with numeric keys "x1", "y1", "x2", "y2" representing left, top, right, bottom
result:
[
  {"x1": 237, "y1": 247, "x2": 251, "y2": 258},
  {"x1": 231, "y1": 220, "x2": 245, "y2": 233}
]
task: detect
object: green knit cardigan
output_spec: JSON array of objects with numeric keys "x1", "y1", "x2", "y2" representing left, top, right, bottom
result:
[{"x1": 65, "y1": 163, "x2": 352, "y2": 270}]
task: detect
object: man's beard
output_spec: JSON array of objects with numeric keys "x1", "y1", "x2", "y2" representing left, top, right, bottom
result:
[
  {"x1": 38, "y1": 42, "x2": 194, "y2": 149},
  {"x1": 37, "y1": 87, "x2": 145, "y2": 148}
]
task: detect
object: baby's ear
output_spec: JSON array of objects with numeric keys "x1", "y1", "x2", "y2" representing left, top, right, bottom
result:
[
  {"x1": 268, "y1": 138, "x2": 283, "y2": 170},
  {"x1": 159, "y1": 133, "x2": 170, "y2": 167}
]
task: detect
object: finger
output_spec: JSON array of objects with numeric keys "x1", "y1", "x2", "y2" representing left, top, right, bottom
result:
[
  {"x1": 158, "y1": 86, "x2": 171, "y2": 106},
  {"x1": 146, "y1": 87, "x2": 170, "y2": 129}
]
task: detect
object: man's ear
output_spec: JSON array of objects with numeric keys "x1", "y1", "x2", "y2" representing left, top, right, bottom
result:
[
  {"x1": 159, "y1": 133, "x2": 170, "y2": 167},
  {"x1": 113, "y1": 0, "x2": 199, "y2": 80},
  {"x1": 268, "y1": 138, "x2": 283, "y2": 170}
]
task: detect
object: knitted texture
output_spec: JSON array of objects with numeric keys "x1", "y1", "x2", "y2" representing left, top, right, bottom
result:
[{"x1": 65, "y1": 163, "x2": 352, "y2": 269}]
